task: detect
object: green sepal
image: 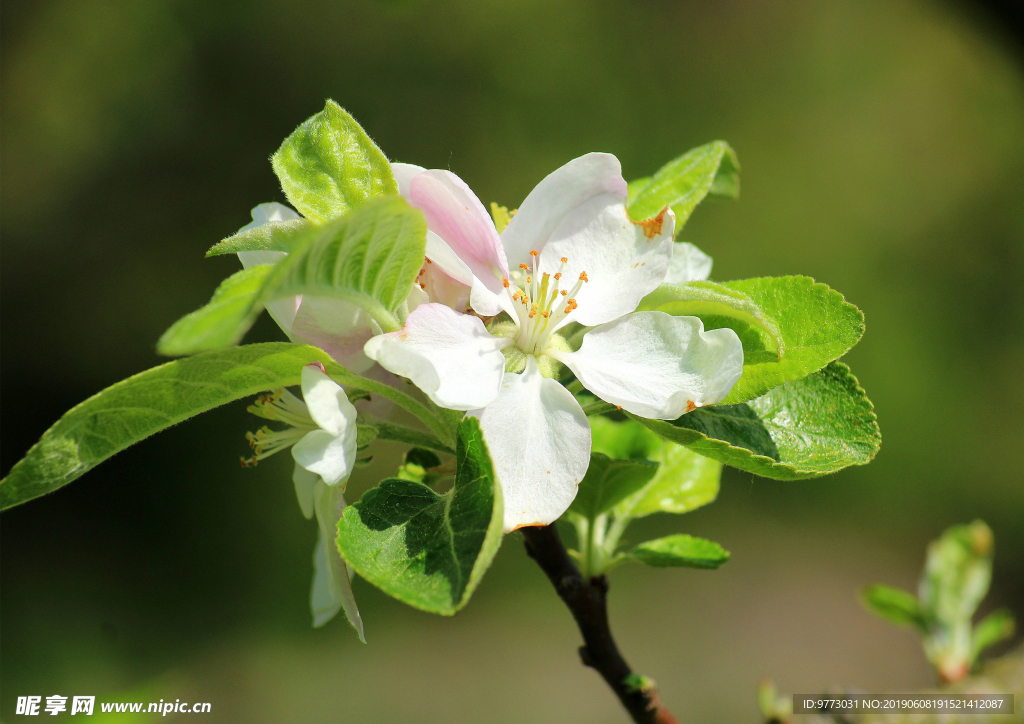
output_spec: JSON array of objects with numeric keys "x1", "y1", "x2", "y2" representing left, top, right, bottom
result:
[
  {"x1": 627, "y1": 141, "x2": 739, "y2": 231},
  {"x1": 628, "y1": 534, "x2": 730, "y2": 569},
  {"x1": 971, "y1": 609, "x2": 1015, "y2": 662},
  {"x1": 396, "y1": 448, "x2": 444, "y2": 483},
  {"x1": 157, "y1": 266, "x2": 272, "y2": 356},
  {"x1": 355, "y1": 424, "x2": 378, "y2": 450},
  {"x1": 568, "y1": 453, "x2": 658, "y2": 520},
  {"x1": 336, "y1": 418, "x2": 503, "y2": 615},
  {"x1": 860, "y1": 584, "x2": 929, "y2": 633},
  {"x1": 630, "y1": 361, "x2": 880, "y2": 480},
  {"x1": 1, "y1": 343, "x2": 339, "y2": 510},
  {"x1": 638, "y1": 280, "x2": 784, "y2": 358},
  {"x1": 206, "y1": 218, "x2": 312, "y2": 257},
  {"x1": 271, "y1": 100, "x2": 398, "y2": 224},
  {"x1": 157, "y1": 195, "x2": 427, "y2": 356}
]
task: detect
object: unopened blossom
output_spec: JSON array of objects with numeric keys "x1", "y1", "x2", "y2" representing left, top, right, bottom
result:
[
  {"x1": 243, "y1": 362, "x2": 364, "y2": 637},
  {"x1": 366, "y1": 154, "x2": 744, "y2": 533}
]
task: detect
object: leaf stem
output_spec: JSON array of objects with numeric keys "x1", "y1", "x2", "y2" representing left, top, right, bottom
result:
[{"x1": 521, "y1": 525, "x2": 678, "y2": 724}]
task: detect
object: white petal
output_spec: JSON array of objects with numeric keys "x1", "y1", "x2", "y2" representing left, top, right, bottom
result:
[
  {"x1": 663, "y1": 242, "x2": 713, "y2": 284},
  {"x1": 236, "y1": 203, "x2": 302, "y2": 333},
  {"x1": 469, "y1": 356, "x2": 591, "y2": 533},
  {"x1": 550, "y1": 311, "x2": 744, "y2": 419},
  {"x1": 294, "y1": 430, "x2": 356, "y2": 487},
  {"x1": 311, "y1": 483, "x2": 364, "y2": 639},
  {"x1": 240, "y1": 202, "x2": 300, "y2": 230},
  {"x1": 363, "y1": 303, "x2": 509, "y2": 410},
  {"x1": 405, "y1": 283, "x2": 430, "y2": 312},
  {"x1": 542, "y1": 200, "x2": 675, "y2": 328},
  {"x1": 301, "y1": 364, "x2": 358, "y2": 437},
  {"x1": 391, "y1": 162, "x2": 426, "y2": 199},
  {"x1": 291, "y1": 297, "x2": 377, "y2": 374},
  {"x1": 292, "y1": 464, "x2": 318, "y2": 520},
  {"x1": 469, "y1": 276, "x2": 516, "y2": 318},
  {"x1": 500, "y1": 153, "x2": 628, "y2": 266}
]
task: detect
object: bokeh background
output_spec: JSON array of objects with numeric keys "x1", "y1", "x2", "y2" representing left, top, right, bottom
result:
[{"x1": 2, "y1": 1, "x2": 1022, "y2": 721}]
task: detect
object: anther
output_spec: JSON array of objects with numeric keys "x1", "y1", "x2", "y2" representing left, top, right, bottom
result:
[
  {"x1": 530, "y1": 249, "x2": 539, "y2": 257},
  {"x1": 526, "y1": 277, "x2": 532, "y2": 283},
  {"x1": 560, "y1": 290, "x2": 567, "y2": 295},
  {"x1": 579, "y1": 272, "x2": 589, "y2": 282},
  {"x1": 554, "y1": 272, "x2": 562, "y2": 280},
  {"x1": 560, "y1": 257, "x2": 568, "y2": 263},
  {"x1": 503, "y1": 278, "x2": 510, "y2": 288},
  {"x1": 519, "y1": 263, "x2": 529, "y2": 271},
  {"x1": 542, "y1": 311, "x2": 550, "y2": 318}
]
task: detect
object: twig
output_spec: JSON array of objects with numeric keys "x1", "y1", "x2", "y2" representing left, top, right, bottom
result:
[{"x1": 521, "y1": 524, "x2": 679, "y2": 724}]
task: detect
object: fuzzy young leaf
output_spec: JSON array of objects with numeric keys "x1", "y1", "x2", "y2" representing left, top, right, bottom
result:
[
  {"x1": 631, "y1": 361, "x2": 880, "y2": 480},
  {"x1": 569, "y1": 453, "x2": 658, "y2": 520},
  {"x1": 0, "y1": 343, "x2": 342, "y2": 510},
  {"x1": 157, "y1": 266, "x2": 272, "y2": 356},
  {"x1": 627, "y1": 141, "x2": 739, "y2": 231},
  {"x1": 860, "y1": 584, "x2": 928, "y2": 632},
  {"x1": 971, "y1": 609, "x2": 1015, "y2": 662},
  {"x1": 336, "y1": 418, "x2": 503, "y2": 615},
  {"x1": 157, "y1": 196, "x2": 427, "y2": 356},
  {"x1": 206, "y1": 218, "x2": 312, "y2": 257},
  {"x1": 628, "y1": 534, "x2": 730, "y2": 569},
  {"x1": 271, "y1": 100, "x2": 397, "y2": 224},
  {"x1": 638, "y1": 281, "x2": 783, "y2": 357},
  {"x1": 366, "y1": 419, "x2": 454, "y2": 454}
]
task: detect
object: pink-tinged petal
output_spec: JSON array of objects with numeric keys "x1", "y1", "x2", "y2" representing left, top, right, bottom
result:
[
  {"x1": 418, "y1": 261, "x2": 471, "y2": 311},
  {"x1": 391, "y1": 162, "x2": 426, "y2": 199},
  {"x1": 291, "y1": 298, "x2": 377, "y2": 374},
  {"x1": 469, "y1": 356, "x2": 591, "y2": 533},
  {"x1": 544, "y1": 202, "x2": 675, "y2": 328},
  {"x1": 363, "y1": 303, "x2": 510, "y2": 410},
  {"x1": 410, "y1": 170, "x2": 509, "y2": 292},
  {"x1": 424, "y1": 230, "x2": 474, "y2": 286},
  {"x1": 550, "y1": 311, "x2": 744, "y2": 419},
  {"x1": 501, "y1": 153, "x2": 628, "y2": 267}
]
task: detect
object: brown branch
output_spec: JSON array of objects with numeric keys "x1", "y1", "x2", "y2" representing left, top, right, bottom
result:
[{"x1": 521, "y1": 524, "x2": 678, "y2": 724}]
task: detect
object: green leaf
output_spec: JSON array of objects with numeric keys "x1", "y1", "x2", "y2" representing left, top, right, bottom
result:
[
  {"x1": 626, "y1": 141, "x2": 739, "y2": 231},
  {"x1": 615, "y1": 440, "x2": 722, "y2": 518},
  {"x1": 569, "y1": 453, "x2": 658, "y2": 520},
  {"x1": 723, "y1": 276, "x2": 863, "y2": 404},
  {"x1": 638, "y1": 281, "x2": 784, "y2": 358},
  {"x1": 157, "y1": 195, "x2": 427, "y2": 356},
  {"x1": 206, "y1": 218, "x2": 312, "y2": 257},
  {"x1": 860, "y1": 584, "x2": 928, "y2": 632},
  {"x1": 589, "y1": 417, "x2": 721, "y2": 518},
  {"x1": 642, "y1": 276, "x2": 864, "y2": 404},
  {"x1": 1, "y1": 343, "x2": 341, "y2": 510},
  {"x1": 271, "y1": 100, "x2": 398, "y2": 224},
  {"x1": 157, "y1": 266, "x2": 272, "y2": 356},
  {"x1": 971, "y1": 609, "x2": 1015, "y2": 661},
  {"x1": 365, "y1": 419, "x2": 454, "y2": 454},
  {"x1": 336, "y1": 418, "x2": 503, "y2": 615},
  {"x1": 628, "y1": 534, "x2": 730, "y2": 569},
  {"x1": 630, "y1": 361, "x2": 880, "y2": 480}
]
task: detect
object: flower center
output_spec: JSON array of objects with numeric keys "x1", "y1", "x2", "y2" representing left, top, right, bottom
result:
[
  {"x1": 503, "y1": 250, "x2": 587, "y2": 357},
  {"x1": 240, "y1": 389, "x2": 316, "y2": 467}
]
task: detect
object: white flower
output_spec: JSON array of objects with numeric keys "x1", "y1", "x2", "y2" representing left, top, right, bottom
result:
[
  {"x1": 243, "y1": 362, "x2": 364, "y2": 638},
  {"x1": 364, "y1": 154, "x2": 744, "y2": 533}
]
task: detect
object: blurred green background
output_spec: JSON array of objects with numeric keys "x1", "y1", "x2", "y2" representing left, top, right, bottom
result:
[{"x1": 2, "y1": 0, "x2": 1022, "y2": 721}]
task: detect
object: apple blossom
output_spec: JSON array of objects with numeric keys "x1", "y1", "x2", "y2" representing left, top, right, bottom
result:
[
  {"x1": 243, "y1": 362, "x2": 364, "y2": 638},
  {"x1": 365, "y1": 154, "x2": 744, "y2": 532}
]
